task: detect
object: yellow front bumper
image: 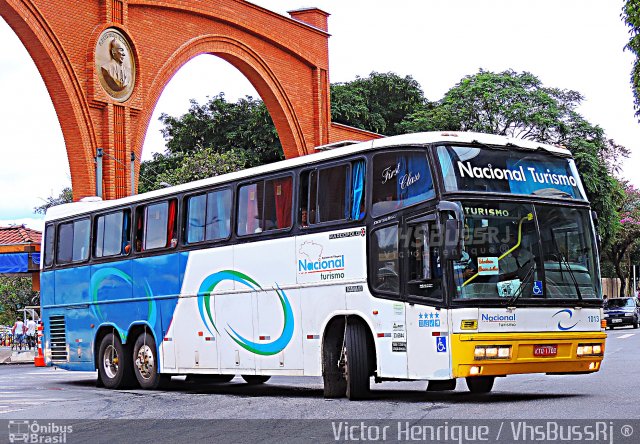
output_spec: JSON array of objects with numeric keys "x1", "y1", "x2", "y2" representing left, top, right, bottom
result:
[{"x1": 451, "y1": 331, "x2": 607, "y2": 378}]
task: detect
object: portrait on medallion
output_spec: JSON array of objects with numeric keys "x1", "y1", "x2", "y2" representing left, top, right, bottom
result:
[{"x1": 101, "y1": 38, "x2": 130, "y2": 92}]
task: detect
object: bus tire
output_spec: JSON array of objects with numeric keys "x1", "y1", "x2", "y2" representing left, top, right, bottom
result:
[
  {"x1": 466, "y1": 376, "x2": 494, "y2": 393},
  {"x1": 323, "y1": 349, "x2": 347, "y2": 398},
  {"x1": 132, "y1": 332, "x2": 168, "y2": 390},
  {"x1": 98, "y1": 332, "x2": 136, "y2": 389},
  {"x1": 241, "y1": 375, "x2": 271, "y2": 384},
  {"x1": 345, "y1": 321, "x2": 370, "y2": 400}
]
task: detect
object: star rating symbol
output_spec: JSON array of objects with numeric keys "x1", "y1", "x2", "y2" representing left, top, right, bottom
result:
[
  {"x1": 435, "y1": 313, "x2": 440, "y2": 319},
  {"x1": 429, "y1": 313, "x2": 434, "y2": 319},
  {"x1": 419, "y1": 313, "x2": 423, "y2": 319}
]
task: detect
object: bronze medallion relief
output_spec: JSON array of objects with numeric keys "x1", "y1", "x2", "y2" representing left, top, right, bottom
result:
[{"x1": 95, "y1": 28, "x2": 135, "y2": 101}]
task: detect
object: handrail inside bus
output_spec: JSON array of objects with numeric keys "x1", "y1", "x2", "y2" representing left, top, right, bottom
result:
[{"x1": 461, "y1": 213, "x2": 533, "y2": 287}]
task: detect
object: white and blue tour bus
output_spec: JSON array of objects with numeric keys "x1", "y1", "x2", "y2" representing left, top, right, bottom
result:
[{"x1": 40, "y1": 132, "x2": 605, "y2": 399}]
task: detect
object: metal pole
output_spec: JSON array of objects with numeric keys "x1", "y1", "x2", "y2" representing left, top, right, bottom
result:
[
  {"x1": 130, "y1": 152, "x2": 136, "y2": 196},
  {"x1": 634, "y1": 264, "x2": 637, "y2": 296},
  {"x1": 96, "y1": 148, "x2": 103, "y2": 198}
]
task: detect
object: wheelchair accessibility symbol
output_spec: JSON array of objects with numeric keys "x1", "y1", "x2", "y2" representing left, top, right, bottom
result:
[
  {"x1": 436, "y1": 337, "x2": 447, "y2": 353},
  {"x1": 533, "y1": 280, "x2": 543, "y2": 296}
]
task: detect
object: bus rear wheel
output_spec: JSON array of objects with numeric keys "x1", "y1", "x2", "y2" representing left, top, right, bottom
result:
[
  {"x1": 241, "y1": 375, "x2": 271, "y2": 384},
  {"x1": 98, "y1": 332, "x2": 136, "y2": 389},
  {"x1": 466, "y1": 376, "x2": 495, "y2": 393},
  {"x1": 344, "y1": 321, "x2": 370, "y2": 400},
  {"x1": 133, "y1": 332, "x2": 169, "y2": 389}
]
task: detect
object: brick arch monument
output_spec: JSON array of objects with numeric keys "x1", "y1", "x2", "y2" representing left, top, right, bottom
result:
[{"x1": 0, "y1": 0, "x2": 378, "y2": 200}]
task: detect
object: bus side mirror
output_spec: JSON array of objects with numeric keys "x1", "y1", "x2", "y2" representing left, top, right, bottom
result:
[
  {"x1": 443, "y1": 219, "x2": 463, "y2": 261},
  {"x1": 591, "y1": 210, "x2": 598, "y2": 226}
]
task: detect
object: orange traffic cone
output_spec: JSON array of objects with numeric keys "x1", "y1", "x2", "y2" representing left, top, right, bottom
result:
[{"x1": 34, "y1": 324, "x2": 46, "y2": 367}]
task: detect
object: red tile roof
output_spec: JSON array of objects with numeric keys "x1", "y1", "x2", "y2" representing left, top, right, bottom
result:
[{"x1": 0, "y1": 225, "x2": 42, "y2": 245}]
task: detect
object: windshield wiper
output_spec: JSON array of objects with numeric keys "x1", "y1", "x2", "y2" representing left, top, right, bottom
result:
[
  {"x1": 559, "y1": 252, "x2": 583, "y2": 300},
  {"x1": 548, "y1": 243, "x2": 583, "y2": 300},
  {"x1": 504, "y1": 262, "x2": 536, "y2": 306}
]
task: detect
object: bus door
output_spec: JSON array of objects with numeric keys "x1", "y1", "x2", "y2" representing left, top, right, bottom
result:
[{"x1": 403, "y1": 212, "x2": 451, "y2": 379}]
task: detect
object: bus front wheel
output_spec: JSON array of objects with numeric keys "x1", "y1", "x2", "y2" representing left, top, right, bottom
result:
[
  {"x1": 98, "y1": 332, "x2": 136, "y2": 389},
  {"x1": 132, "y1": 332, "x2": 169, "y2": 389},
  {"x1": 466, "y1": 376, "x2": 495, "y2": 393},
  {"x1": 344, "y1": 321, "x2": 370, "y2": 400}
]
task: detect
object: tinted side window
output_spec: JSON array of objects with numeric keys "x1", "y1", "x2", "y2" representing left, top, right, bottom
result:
[
  {"x1": 95, "y1": 211, "x2": 130, "y2": 258},
  {"x1": 372, "y1": 151, "x2": 434, "y2": 217},
  {"x1": 186, "y1": 189, "x2": 232, "y2": 243},
  {"x1": 72, "y1": 219, "x2": 91, "y2": 261},
  {"x1": 237, "y1": 177, "x2": 292, "y2": 235},
  {"x1": 57, "y1": 218, "x2": 90, "y2": 264},
  {"x1": 57, "y1": 223, "x2": 73, "y2": 264},
  {"x1": 44, "y1": 224, "x2": 54, "y2": 267},
  {"x1": 370, "y1": 225, "x2": 399, "y2": 294},
  {"x1": 145, "y1": 202, "x2": 169, "y2": 250},
  {"x1": 135, "y1": 200, "x2": 177, "y2": 251},
  {"x1": 299, "y1": 160, "x2": 365, "y2": 226},
  {"x1": 318, "y1": 165, "x2": 349, "y2": 222}
]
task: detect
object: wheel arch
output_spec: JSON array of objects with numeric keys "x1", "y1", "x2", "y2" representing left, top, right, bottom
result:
[{"x1": 321, "y1": 312, "x2": 378, "y2": 376}]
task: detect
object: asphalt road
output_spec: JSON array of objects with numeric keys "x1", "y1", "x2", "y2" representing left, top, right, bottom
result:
[{"x1": 0, "y1": 327, "x2": 638, "y2": 421}]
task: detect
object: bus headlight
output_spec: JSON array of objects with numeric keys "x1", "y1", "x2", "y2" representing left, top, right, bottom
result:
[
  {"x1": 577, "y1": 343, "x2": 603, "y2": 357},
  {"x1": 474, "y1": 345, "x2": 511, "y2": 360}
]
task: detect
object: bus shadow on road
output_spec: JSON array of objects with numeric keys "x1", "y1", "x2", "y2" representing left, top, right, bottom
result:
[{"x1": 60, "y1": 376, "x2": 586, "y2": 404}]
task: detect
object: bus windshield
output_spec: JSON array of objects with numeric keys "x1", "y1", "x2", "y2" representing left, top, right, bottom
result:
[
  {"x1": 453, "y1": 201, "x2": 600, "y2": 301},
  {"x1": 436, "y1": 144, "x2": 587, "y2": 200}
]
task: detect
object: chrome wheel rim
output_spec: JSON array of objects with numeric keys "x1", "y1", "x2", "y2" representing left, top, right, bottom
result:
[
  {"x1": 135, "y1": 344, "x2": 154, "y2": 380},
  {"x1": 104, "y1": 345, "x2": 119, "y2": 379}
]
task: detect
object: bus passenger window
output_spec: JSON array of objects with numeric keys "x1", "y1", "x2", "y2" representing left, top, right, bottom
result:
[
  {"x1": 237, "y1": 183, "x2": 263, "y2": 235},
  {"x1": 137, "y1": 200, "x2": 177, "y2": 251},
  {"x1": 134, "y1": 207, "x2": 144, "y2": 252},
  {"x1": 302, "y1": 160, "x2": 365, "y2": 227},
  {"x1": 370, "y1": 225, "x2": 399, "y2": 294},
  {"x1": 317, "y1": 165, "x2": 349, "y2": 222},
  {"x1": 95, "y1": 210, "x2": 130, "y2": 258},
  {"x1": 265, "y1": 177, "x2": 292, "y2": 230},
  {"x1": 237, "y1": 177, "x2": 292, "y2": 235},
  {"x1": 44, "y1": 224, "x2": 54, "y2": 267},
  {"x1": 56, "y1": 218, "x2": 90, "y2": 264},
  {"x1": 186, "y1": 189, "x2": 232, "y2": 243}
]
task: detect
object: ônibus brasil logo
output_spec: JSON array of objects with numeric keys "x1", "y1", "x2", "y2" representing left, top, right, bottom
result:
[{"x1": 197, "y1": 270, "x2": 294, "y2": 356}]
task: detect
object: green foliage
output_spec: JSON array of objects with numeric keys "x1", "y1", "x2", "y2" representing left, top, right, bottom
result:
[
  {"x1": 33, "y1": 187, "x2": 73, "y2": 214},
  {"x1": 141, "y1": 148, "x2": 249, "y2": 191},
  {"x1": 603, "y1": 183, "x2": 640, "y2": 296},
  {"x1": 623, "y1": 0, "x2": 640, "y2": 119},
  {"x1": 401, "y1": 69, "x2": 626, "y2": 245},
  {"x1": 139, "y1": 94, "x2": 282, "y2": 193},
  {"x1": 331, "y1": 71, "x2": 426, "y2": 136},
  {"x1": 0, "y1": 276, "x2": 38, "y2": 326}
]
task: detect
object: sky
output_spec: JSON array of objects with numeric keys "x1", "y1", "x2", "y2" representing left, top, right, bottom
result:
[{"x1": 1, "y1": 0, "x2": 639, "y2": 231}]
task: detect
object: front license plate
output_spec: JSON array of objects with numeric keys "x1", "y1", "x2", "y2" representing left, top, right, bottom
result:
[
  {"x1": 533, "y1": 345, "x2": 558, "y2": 357},
  {"x1": 612, "y1": 318, "x2": 622, "y2": 323}
]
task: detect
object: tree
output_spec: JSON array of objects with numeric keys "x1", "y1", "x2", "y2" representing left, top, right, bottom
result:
[
  {"x1": 331, "y1": 71, "x2": 426, "y2": 135},
  {"x1": 623, "y1": 0, "x2": 640, "y2": 119},
  {"x1": 401, "y1": 69, "x2": 626, "y2": 243},
  {"x1": 141, "y1": 148, "x2": 249, "y2": 192},
  {"x1": 603, "y1": 183, "x2": 640, "y2": 296},
  {"x1": 33, "y1": 187, "x2": 73, "y2": 214},
  {"x1": 139, "y1": 94, "x2": 282, "y2": 193},
  {"x1": 0, "y1": 276, "x2": 39, "y2": 326}
]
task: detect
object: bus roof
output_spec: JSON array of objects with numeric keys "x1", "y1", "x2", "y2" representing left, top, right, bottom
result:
[{"x1": 44, "y1": 131, "x2": 572, "y2": 222}]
